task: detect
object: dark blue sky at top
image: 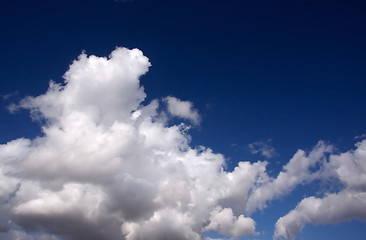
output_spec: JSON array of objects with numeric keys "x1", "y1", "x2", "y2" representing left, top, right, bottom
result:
[
  {"x1": 1, "y1": 0, "x2": 366, "y2": 165},
  {"x1": 1, "y1": 0, "x2": 366, "y2": 239}
]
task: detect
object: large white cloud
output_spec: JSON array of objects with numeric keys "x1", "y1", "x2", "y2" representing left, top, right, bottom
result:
[
  {"x1": 0, "y1": 47, "x2": 365, "y2": 240},
  {"x1": 0, "y1": 47, "x2": 258, "y2": 240}
]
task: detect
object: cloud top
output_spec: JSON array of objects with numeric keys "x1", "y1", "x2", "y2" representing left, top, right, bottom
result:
[{"x1": 0, "y1": 47, "x2": 256, "y2": 240}]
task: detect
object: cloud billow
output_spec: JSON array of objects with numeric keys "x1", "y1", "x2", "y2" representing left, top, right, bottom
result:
[{"x1": 0, "y1": 47, "x2": 365, "y2": 240}]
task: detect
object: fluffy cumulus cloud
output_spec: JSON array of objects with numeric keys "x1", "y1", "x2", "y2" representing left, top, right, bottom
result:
[
  {"x1": 0, "y1": 47, "x2": 256, "y2": 240},
  {"x1": 0, "y1": 47, "x2": 365, "y2": 240},
  {"x1": 274, "y1": 140, "x2": 366, "y2": 240},
  {"x1": 203, "y1": 207, "x2": 255, "y2": 238}
]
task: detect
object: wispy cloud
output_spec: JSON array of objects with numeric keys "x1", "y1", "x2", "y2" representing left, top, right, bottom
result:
[
  {"x1": 355, "y1": 133, "x2": 366, "y2": 140},
  {"x1": 248, "y1": 139, "x2": 278, "y2": 159},
  {"x1": 1, "y1": 91, "x2": 19, "y2": 101}
]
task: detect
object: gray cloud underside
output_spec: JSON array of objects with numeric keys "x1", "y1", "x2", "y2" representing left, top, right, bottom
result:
[{"x1": 0, "y1": 47, "x2": 365, "y2": 240}]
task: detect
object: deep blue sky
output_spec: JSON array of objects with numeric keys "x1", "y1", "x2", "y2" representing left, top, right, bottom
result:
[{"x1": 1, "y1": 0, "x2": 366, "y2": 239}]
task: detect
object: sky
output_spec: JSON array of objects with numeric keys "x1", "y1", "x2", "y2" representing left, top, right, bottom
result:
[{"x1": 0, "y1": 0, "x2": 366, "y2": 239}]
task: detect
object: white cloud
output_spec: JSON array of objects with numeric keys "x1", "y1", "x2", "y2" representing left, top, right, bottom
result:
[
  {"x1": 248, "y1": 139, "x2": 277, "y2": 159},
  {"x1": 274, "y1": 140, "x2": 366, "y2": 240},
  {"x1": 203, "y1": 207, "x2": 256, "y2": 238},
  {"x1": 0, "y1": 47, "x2": 255, "y2": 240},
  {"x1": 19, "y1": 48, "x2": 149, "y2": 126},
  {"x1": 163, "y1": 96, "x2": 201, "y2": 125},
  {"x1": 0, "y1": 47, "x2": 365, "y2": 240},
  {"x1": 274, "y1": 190, "x2": 366, "y2": 240},
  {"x1": 245, "y1": 141, "x2": 332, "y2": 214}
]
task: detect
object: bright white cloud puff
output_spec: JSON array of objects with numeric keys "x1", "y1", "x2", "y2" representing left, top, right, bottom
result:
[{"x1": 0, "y1": 47, "x2": 365, "y2": 240}]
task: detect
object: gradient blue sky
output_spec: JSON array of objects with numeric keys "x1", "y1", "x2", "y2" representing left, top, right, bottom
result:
[{"x1": 1, "y1": 0, "x2": 366, "y2": 239}]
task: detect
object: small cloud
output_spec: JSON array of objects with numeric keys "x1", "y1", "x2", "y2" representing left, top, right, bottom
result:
[
  {"x1": 163, "y1": 96, "x2": 201, "y2": 125},
  {"x1": 355, "y1": 133, "x2": 366, "y2": 140},
  {"x1": 6, "y1": 103, "x2": 20, "y2": 114},
  {"x1": 248, "y1": 139, "x2": 278, "y2": 159}
]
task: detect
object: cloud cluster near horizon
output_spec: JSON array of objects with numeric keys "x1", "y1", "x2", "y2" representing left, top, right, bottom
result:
[{"x1": 0, "y1": 47, "x2": 365, "y2": 240}]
